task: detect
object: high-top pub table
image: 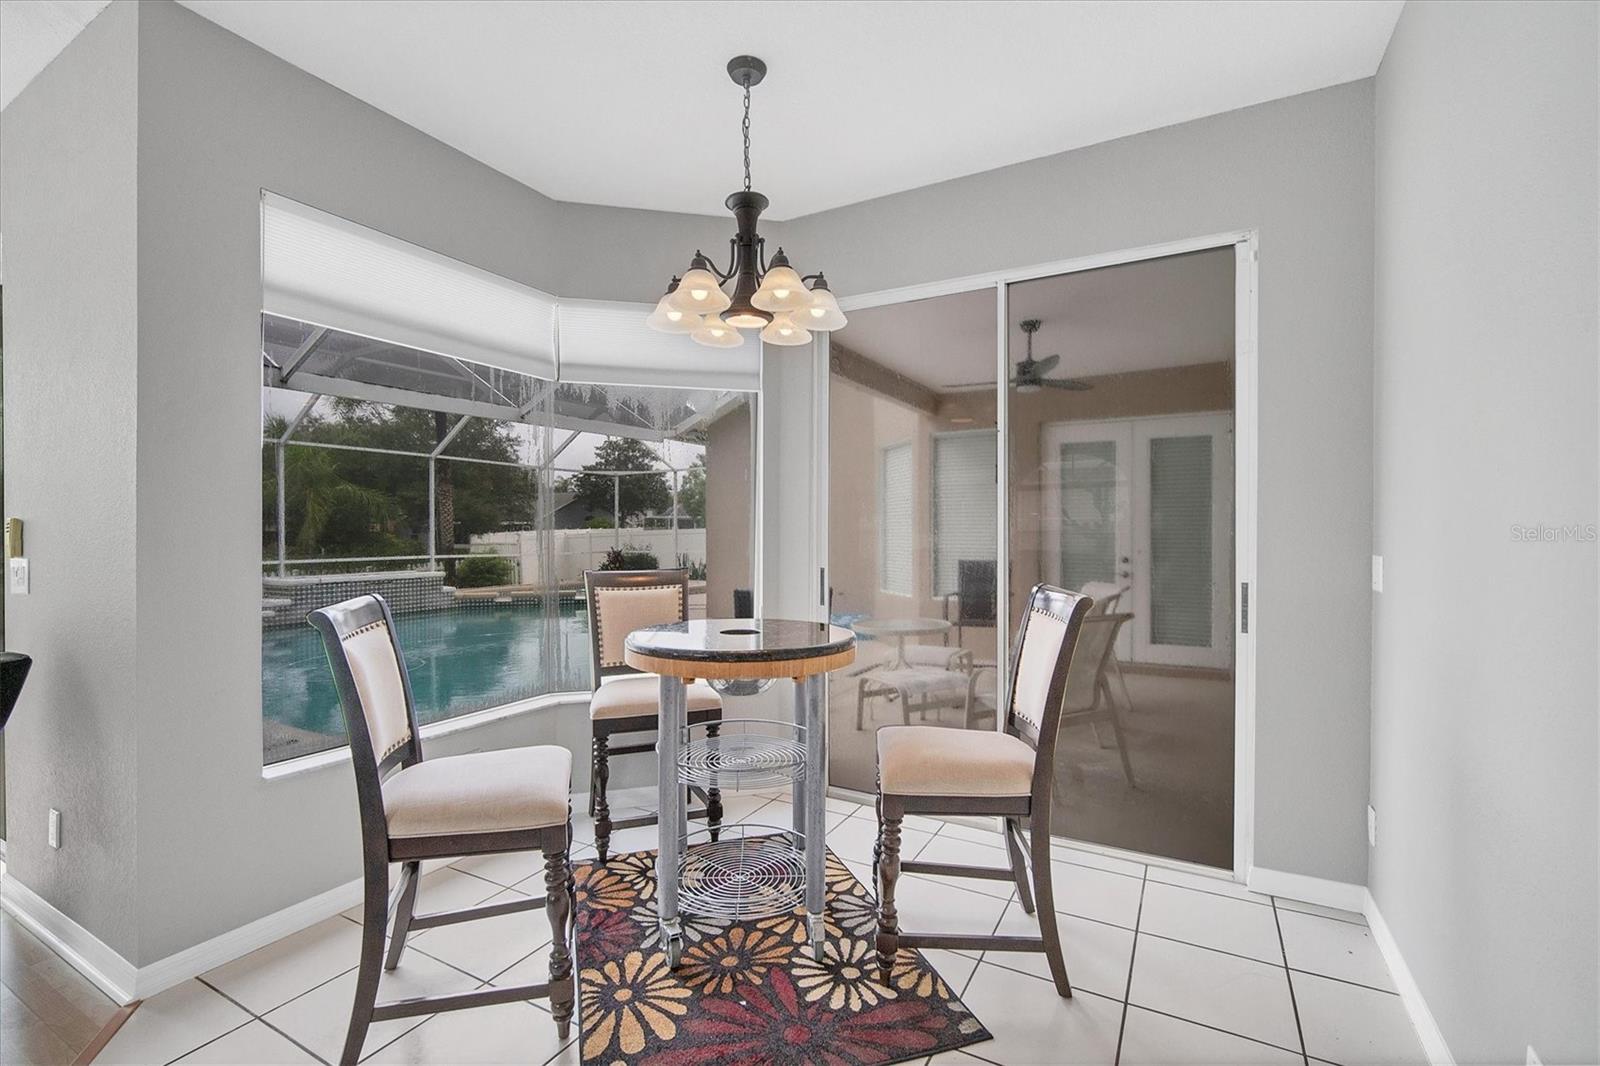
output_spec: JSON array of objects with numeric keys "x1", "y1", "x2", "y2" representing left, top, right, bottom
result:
[{"x1": 625, "y1": 618, "x2": 855, "y2": 965}]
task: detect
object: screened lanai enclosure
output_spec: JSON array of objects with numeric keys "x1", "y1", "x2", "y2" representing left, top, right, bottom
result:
[{"x1": 260, "y1": 314, "x2": 756, "y2": 765}]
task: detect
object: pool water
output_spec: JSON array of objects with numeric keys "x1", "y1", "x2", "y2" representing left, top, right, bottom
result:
[{"x1": 263, "y1": 602, "x2": 593, "y2": 762}]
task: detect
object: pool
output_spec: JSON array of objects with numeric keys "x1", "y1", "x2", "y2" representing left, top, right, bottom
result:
[{"x1": 263, "y1": 601, "x2": 593, "y2": 763}]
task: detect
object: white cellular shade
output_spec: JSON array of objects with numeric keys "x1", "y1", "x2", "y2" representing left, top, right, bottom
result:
[
  {"x1": 557, "y1": 299, "x2": 761, "y2": 391},
  {"x1": 932, "y1": 431, "x2": 998, "y2": 595},
  {"x1": 261, "y1": 193, "x2": 558, "y2": 380},
  {"x1": 879, "y1": 443, "x2": 914, "y2": 597}
]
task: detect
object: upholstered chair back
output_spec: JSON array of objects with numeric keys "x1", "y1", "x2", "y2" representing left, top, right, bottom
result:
[
  {"x1": 308, "y1": 594, "x2": 421, "y2": 781},
  {"x1": 1004, "y1": 584, "x2": 1093, "y2": 751},
  {"x1": 584, "y1": 569, "x2": 692, "y2": 687},
  {"x1": 1061, "y1": 613, "x2": 1131, "y2": 711}
]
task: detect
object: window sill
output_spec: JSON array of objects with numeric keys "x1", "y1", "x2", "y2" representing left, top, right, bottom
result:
[{"x1": 261, "y1": 689, "x2": 591, "y2": 781}]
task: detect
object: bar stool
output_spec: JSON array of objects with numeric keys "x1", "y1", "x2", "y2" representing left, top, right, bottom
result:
[
  {"x1": 873, "y1": 583, "x2": 1092, "y2": 997},
  {"x1": 309, "y1": 595, "x2": 574, "y2": 1065},
  {"x1": 584, "y1": 569, "x2": 723, "y2": 862}
]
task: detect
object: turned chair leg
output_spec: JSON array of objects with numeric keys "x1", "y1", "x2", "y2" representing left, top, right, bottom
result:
[
  {"x1": 876, "y1": 806, "x2": 903, "y2": 983},
  {"x1": 341, "y1": 859, "x2": 388, "y2": 1066},
  {"x1": 1029, "y1": 816, "x2": 1072, "y2": 998},
  {"x1": 1004, "y1": 818, "x2": 1036, "y2": 915},
  {"x1": 705, "y1": 720, "x2": 724, "y2": 842},
  {"x1": 543, "y1": 836, "x2": 575, "y2": 1041},
  {"x1": 592, "y1": 733, "x2": 612, "y2": 862},
  {"x1": 383, "y1": 860, "x2": 420, "y2": 970}
]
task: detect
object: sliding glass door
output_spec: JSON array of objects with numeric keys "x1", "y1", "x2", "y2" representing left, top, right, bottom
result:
[
  {"x1": 824, "y1": 289, "x2": 998, "y2": 793},
  {"x1": 1006, "y1": 248, "x2": 1238, "y2": 869}
]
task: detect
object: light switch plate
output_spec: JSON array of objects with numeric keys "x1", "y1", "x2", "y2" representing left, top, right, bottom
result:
[
  {"x1": 1367, "y1": 804, "x2": 1377, "y2": 847},
  {"x1": 7, "y1": 558, "x2": 28, "y2": 595},
  {"x1": 1371, "y1": 555, "x2": 1384, "y2": 592}
]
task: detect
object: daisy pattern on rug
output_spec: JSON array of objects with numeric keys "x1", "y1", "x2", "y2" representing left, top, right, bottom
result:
[
  {"x1": 791, "y1": 937, "x2": 897, "y2": 1012},
  {"x1": 580, "y1": 950, "x2": 691, "y2": 1061},
  {"x1": 678, "y1": 926, "x2": 794, "y2": 994},
  {"x1": 572, "y1": 846, "x2": 991, "y2": 1065}
]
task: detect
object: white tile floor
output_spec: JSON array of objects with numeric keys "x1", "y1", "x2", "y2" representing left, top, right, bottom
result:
[{"x1": 96, "y1": 788, "x2": 1428, "y2": 1066}]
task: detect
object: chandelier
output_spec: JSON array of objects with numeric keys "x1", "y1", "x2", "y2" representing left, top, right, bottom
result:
[{"x1": 646, "y1": 56, "x2": 846, "y2": 348}]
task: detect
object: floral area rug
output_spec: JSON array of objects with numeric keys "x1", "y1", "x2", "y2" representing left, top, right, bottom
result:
[{"x1": 573, "y1": 846, "x2": 992, "y2": 1065}]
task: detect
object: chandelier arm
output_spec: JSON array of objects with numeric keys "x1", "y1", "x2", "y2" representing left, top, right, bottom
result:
[
  {"x1": 715, "y1": 239, "x2": 739, "y2": 282},
  {"x1": 757, "y1": 237, "x2": 770, "y2": 277},
  {"x1": 800, "y1": 272, "x2": 825, "y2": 284}
]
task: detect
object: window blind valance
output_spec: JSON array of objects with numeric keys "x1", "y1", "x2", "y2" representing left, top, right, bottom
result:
[
  {"x1": 556, "y1": 299, "x2": 763, "y2": 392},
  {"x1": 261, "y1": 193, "x2": 559, "y2": 381}
]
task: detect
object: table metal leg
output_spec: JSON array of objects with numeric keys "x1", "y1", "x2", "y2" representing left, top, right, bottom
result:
[
  {"x1": 802, "y1": 672, "x2": 828, "y2": 955},
  {"x1": 790, "y1": 678, "x2": 807, "y2": 848},
  {"x1": 657, "y1": 675, "x2": 687, "y2": 967}
]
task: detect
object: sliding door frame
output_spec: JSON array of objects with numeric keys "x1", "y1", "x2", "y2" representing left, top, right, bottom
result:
[{"x1": 832, "y1": 230, "x2": 1260, "y2": 884}]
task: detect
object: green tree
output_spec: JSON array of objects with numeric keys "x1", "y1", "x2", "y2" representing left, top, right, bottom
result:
[
  {"x1": 678, "y1": 455, "x2": 706, "y2": 525},
  {"x1": 570, "y1": 437, "x2": 671, "y2": 525}
]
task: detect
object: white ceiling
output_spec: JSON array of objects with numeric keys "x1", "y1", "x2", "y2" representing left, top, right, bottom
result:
[
  {"x1": 0, "y1": 0, "x2": 110, "y2": 110},
  {"x1": 157, "y1": 0, "x2": 1403, "y2": 220},
  {"x1": 836, "y1": 247, "x2": 1235, "y2": 391}
]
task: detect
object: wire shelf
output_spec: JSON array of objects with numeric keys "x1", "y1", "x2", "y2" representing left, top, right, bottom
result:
[
  {"x1": 678, "y1": 825, "x2": 806, "y2": 921},
  {"x1": 678, "y1": 719, "x2": 807, "y2": 790}
]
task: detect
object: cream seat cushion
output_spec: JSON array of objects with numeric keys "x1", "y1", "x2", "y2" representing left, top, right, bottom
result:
[
  {"x1": 877, "y1": 725, "x2": 1035, "y2": 797},
  {"x1": 382, "y1": 746, "x2": 571, "y2": 838},
  {"x1": 590, "y1": 674, "x2": 721, "y2": 721}
]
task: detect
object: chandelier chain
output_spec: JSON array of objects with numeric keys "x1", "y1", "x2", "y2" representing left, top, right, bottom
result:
[{"x1": 741, "y1": 82, "x2": 752, "y2": 191}]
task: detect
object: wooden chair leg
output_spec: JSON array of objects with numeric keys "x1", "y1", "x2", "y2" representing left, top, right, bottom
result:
[
  {"x1": 383, "y1": 860, "x2": 420, "y2": 971},
  {"x1": 341, "y1": 860, "x2": 388, "y2": 1065},
  {"x1": 593, "y1": 733, "x2": 612, "y2": 862},
  {"x1": 875, "y1": 805, "x2": 903, "y2": 983},
  {"x1": 1004, "y1": 818, "x2": 1036, "y2": 915},
  {"x1": 1029, "y1": 816, "x2": 1072, "y2": 999},
  {"x1": 543, "y1": 836, "x2": 575, "y2": 1041},
  {"x1": 856, "y1": 681, "x2": 868, "y2": 730},
  {"x1": 705, "y1": 721, "x2": 724, "y2": 842}
]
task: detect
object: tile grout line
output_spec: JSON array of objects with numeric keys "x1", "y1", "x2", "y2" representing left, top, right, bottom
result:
[
  {"x1": 1113, "y1": 862, "x2": 1149, "y2": 1066},
  {"x1": 192, "y1": 976, "x2": 332, "y2": 1066},
  {"x1": 1123, "y1": 1002, "x2": 1311, "y2": 1060},
  {"x1": 1270, "y1": 896, "x2": 1311, "y2": 1066}
]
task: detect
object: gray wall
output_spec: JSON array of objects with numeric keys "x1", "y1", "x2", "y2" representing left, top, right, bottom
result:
[
  {"x1": 786, "y1": 81, "x2": 1378, "y2": 883},
  {"x1": 2, "y1": 0, "x2": 1384, "y2": 969},
  {"x1": 1370, "y1": 3, "x2": 1599, "y2": 1062},
  {"x1": 0, "y1": 0, "x2": 142, "y2": 959}
]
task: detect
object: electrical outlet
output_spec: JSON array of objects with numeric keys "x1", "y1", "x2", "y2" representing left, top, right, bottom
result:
[
  {"x1": 1371, "y1": 555, "x2": 1384, "y2": 592},
  {"x1": 47, "y1": 808, "x2": 61, "y2": 849},
  {"x1": 1527, "y1": 1046, "x2": 1543, "y2": 1066},
  {"x1": 8, "y1": 558, "x2": 28, "y2": 595},
  {"x1": 1367, "y1": 804, "x2": 1377, "y2": 847}
]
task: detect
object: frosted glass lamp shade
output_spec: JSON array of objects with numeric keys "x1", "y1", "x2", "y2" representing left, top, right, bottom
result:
[
  {"x1": 670, "y1": 268, "x2": 732, "y2": 315},
  {"x1": 759, "y1": 312, "x2": 812, "y2": 346},
  {"x1": 691, "y1": 313, "x2": 745, "y2": 348},
  {"x1": 646, "y1": 293, "x2": 699, "y2": 334},
  {"x1": 752, "y1": 264, "x2": 811, "y2": 312},
  {"x1": 795, "y1": 285, "x2": 847, "y2": 331}
]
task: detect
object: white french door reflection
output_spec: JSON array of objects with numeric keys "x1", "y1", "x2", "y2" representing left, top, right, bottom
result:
[{"x1": 1042, "y1": 413, "x2": 1233, "y2": 669}]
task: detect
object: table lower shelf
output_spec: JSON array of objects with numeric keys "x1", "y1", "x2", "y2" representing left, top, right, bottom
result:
[{"x1": 672, "y1": 824, "x2": 807, "y2": 922}]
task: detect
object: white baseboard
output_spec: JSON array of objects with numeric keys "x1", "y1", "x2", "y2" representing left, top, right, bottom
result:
[
  {"x1": 1246, "y1": 865, "x2": 1367, "y2": 913},
  {"x1": 1364, "y1": 891, "x2": 1455, "y2": 1066},
  {"x1": 133, "y1": 875, "x2": 366, "y2": 999},
  {"x1": 1, "y1": 872, "x2": 138, "y2": 1004}
]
